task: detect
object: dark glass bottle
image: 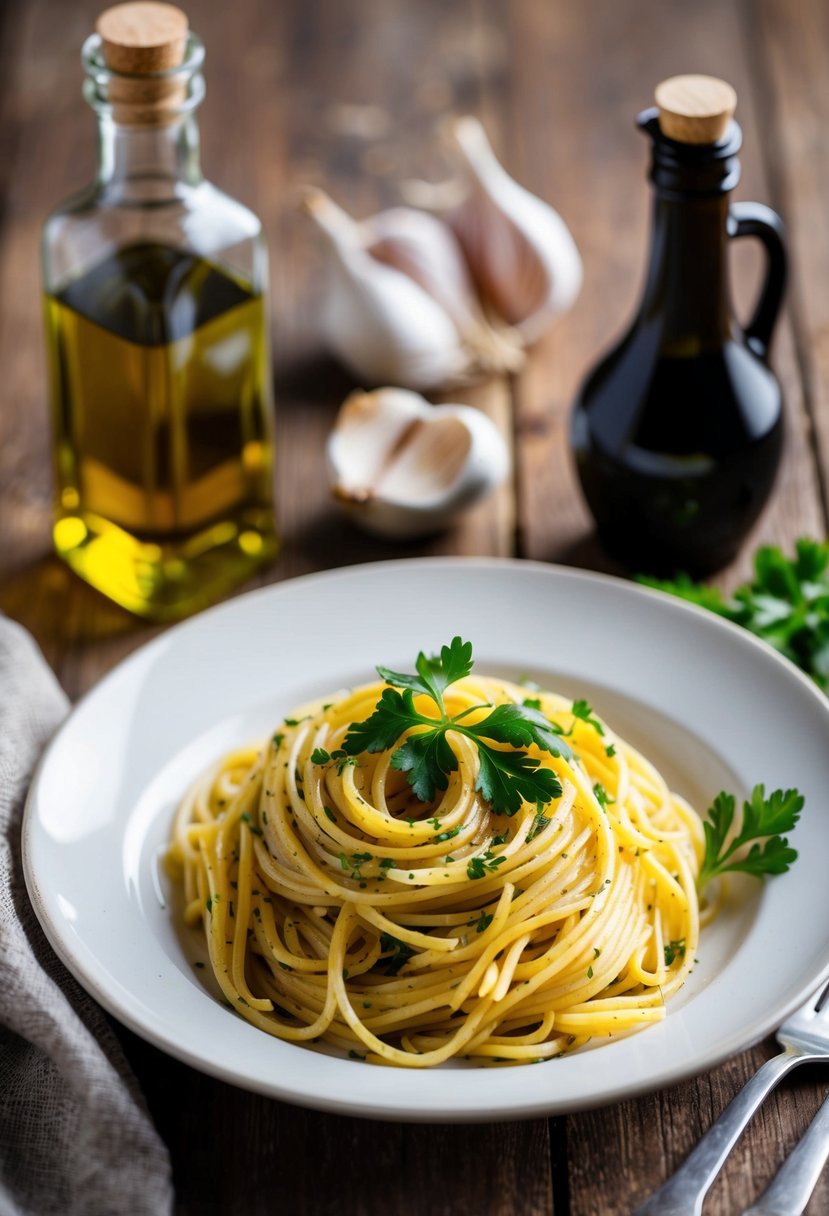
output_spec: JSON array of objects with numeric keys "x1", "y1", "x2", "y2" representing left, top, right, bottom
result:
[{"x1": 571, "y1": 76, "x2": 786, "y2": 576}]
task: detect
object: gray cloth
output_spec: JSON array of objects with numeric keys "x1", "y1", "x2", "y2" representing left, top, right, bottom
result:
[{"x1": 0, "y1": 617, "x2": 173, "y2": 1216}]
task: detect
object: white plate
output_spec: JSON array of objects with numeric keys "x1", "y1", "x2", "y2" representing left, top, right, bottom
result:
[{"x1": 23, "y1": 558, "x2": 829, "y2": 1121}]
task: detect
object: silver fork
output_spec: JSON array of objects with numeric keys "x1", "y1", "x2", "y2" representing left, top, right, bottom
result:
[
  {"x1": 743, "y1": 1090, "x2": 829, "y2": 1216},
  {"x1": 634, "y1": 979, "x2": 829, "y2": 1216}
]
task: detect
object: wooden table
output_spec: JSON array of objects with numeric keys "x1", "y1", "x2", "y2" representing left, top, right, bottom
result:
[{"x1": 2, "y1": 0, "x2": 828, "y2": 1211}]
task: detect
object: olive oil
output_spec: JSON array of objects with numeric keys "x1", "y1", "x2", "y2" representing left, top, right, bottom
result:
[
  {"x1": 45, "y1": 242, "x2": 277, "y2": 619},
  {"x1": 42, "y1": 5, "x2": 277, "y2": 620}
]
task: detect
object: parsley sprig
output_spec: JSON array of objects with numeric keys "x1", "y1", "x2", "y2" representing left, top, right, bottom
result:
[
  {"x1": 642, "y1": 538, "x2": 829, "y2": 689},
  {"x1": 698, "y1": 785, "x2": 803, "y2": 894},
  {"x1": 343, "y1": 637, "x2": 570, "y2": 816}
]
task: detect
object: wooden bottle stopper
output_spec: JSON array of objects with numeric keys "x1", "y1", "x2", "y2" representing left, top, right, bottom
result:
[
  {"x1": 655, "y1": 74, "x2": 737, "y2": 145},
  {"x1": 96, "y1": 2, "x2": 190, "y2": 121}
]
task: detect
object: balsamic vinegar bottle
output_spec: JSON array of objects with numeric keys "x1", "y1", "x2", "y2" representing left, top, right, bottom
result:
[
  {"x1": 571, "y1": 75, "x2": 787, "y2": 577},
  {"x1": 42, "y1": 3, "x2": 277, "y2": 620}
]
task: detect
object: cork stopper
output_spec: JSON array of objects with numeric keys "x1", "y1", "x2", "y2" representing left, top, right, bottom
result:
[
  {"x1": 655, "y1": 75, "x2": 737, "y2": 145},
  {"x1": 96, "y1": 2, "x2": 190, "y2": 122}
]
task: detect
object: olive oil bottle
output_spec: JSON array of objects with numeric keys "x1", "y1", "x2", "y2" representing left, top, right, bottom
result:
[
  {"x1": 571, "y1": 76, "x2": 787, "y2": 577},
  {"x1": 42, "y1": 3, "x2": 277, "y2": 619}
]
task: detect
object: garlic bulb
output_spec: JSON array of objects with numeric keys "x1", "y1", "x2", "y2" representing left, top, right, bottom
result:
[
  {"x1": 405, "y1": 116, "x2": 583, "y2": 344},
  {"x1": 303, "y1": 189, "x2": 520, "y2": 391},
  {"x1": 327, "y1": 388, "x2": 509, "y2": 538},
  {"x1": 302, "y1": 118, "x2": 580, "y2": 391},
  {"x1": 367, "y1": 207, "x2": 525, "y2": 374}
]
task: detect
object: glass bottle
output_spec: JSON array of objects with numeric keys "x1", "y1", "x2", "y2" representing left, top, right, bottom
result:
[
  {"x1": 571, "y1": 75, "x2": 786, "y2": 577},
  {"x1": 42, "y1": 3, "x2": 278, "y2": 621}
]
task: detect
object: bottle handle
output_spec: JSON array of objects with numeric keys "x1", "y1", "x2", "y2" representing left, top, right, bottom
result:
[{"x1": 727, "y1": 201, "x2": 787, "y2": 360}]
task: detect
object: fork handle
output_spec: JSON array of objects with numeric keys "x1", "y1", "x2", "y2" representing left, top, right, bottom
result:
[
  {"x1": 634, "y1": 1049, "x2": 803, "y2": 1216},
  {"x1": 744, "y1": 1089, "x2": 829, "y2": 1216}
]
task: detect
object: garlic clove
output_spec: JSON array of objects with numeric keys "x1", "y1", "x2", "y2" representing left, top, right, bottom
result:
[
  {"x1": 303, "y1": 189, "x2": 473, "y2": 391},
  {"x1": 363, "y1": 207, "x2": 525, "y2": 375},
  {"x1": 405, "y1": 116, "x2": 582, "y2": 344},
  {"x1": 327, "y1": 388, "x2": 509, "y2": 538}
]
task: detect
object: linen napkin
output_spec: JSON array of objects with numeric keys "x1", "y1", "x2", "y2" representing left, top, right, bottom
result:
[{"x1": 0, "y1": 616, "x2": 173, "y2": 1216}]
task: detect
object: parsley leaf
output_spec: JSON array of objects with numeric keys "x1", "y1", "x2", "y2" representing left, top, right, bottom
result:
[
  {"x1": 377, "y1": 637, "x2": 473, "y2": 714},
  {"x1": 475, "y1": 743, "x2": 560, "y2": 816},
  {"x1": 343, "y1": 639, "x2": 569, "y2": 816},
  {"x1": 344, "y1": 687, "x2": 435, "y2": 756},
  {"x1": 641, "y1": 538, "x2": 829, "y2": 689},
  {"x1": 391, "y1": 730, "x2": 459, "y2": 803},
  {"x1": 698, "y1": 785, "x2": 803, "y2": 894},
  {"x1": 464, "y1": 702, "x2": 572, "y2": 758}
]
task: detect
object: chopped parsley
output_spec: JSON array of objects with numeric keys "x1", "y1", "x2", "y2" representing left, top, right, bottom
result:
[
  {"x1": 593, "y1": 782, "x2": 615, "y2": 812},
  {"x1": 240, "y1": 811, "x2": 263, "y2": 837},
  {"x1": 527, "y1": 806, "x2": 551, "y2": 841},
  {"x1": 664, "y1": 938, "x2": 686, "y2": 966},
  {"x1": 467, "y1": 853, "x2": 507, "y2": 880},
  {"x1": 569, "y1": 699, "x2": 605, "y2": 736},
  {"x1": 379, "y1": 933, "x2": 415, "y2": 975},
  {"x1": 338, "y1": 850, "x2": 373, "y2": 880}
]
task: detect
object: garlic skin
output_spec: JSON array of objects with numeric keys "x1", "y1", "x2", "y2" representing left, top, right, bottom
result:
[
  {"x1": 405, "y1": 116, "x2": 583, "y2": 344},
  {"x1": 304, "y1": 189, "x2": 471, "y2": 390},
  {"x1": 365, "y1": 207, "x2": 524, "y2": 375},
  {"x1": 327, "y1": 388, "x2": 509, "y2": 538}
]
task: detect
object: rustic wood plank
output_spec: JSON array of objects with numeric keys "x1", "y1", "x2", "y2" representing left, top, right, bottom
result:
[{"x1": 753, "y1": 0, "x2": 829, "y2": 524}]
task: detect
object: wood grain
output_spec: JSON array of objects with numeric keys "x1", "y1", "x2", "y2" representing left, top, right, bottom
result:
[{"x1": 1, "y1": 1, "x2": 828, "y2": 1214}]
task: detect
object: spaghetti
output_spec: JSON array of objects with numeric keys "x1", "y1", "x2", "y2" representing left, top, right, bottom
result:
[{"x1": 167, "y1": 667, "x2": 706, "y2": 1067}]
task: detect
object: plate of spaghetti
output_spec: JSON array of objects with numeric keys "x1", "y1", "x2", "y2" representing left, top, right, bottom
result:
[{"x1": 23, "y1": 559, "x2": 829, "y2": 1119}]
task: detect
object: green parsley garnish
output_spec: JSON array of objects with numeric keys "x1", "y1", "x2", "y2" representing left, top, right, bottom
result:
[
  {"x1": 467, "y1": 853, "x2": 507, "y2": 880},
  {"x1": 338, "y1": 850, "x2": 373, "y2": 880},
  {"x1": 527, "y1": 806, "x2": 551, "y2": 841},
  {"x1": 379, "y1": 933, "x2": 415, "y2": 975},
  {"x1": 434, "y1": 825, "x2": 462, "y2": 843},
  {"x1": 664, "y1": 938, "x2": 686, "y2": 966},
  {"x1": 698, "y1": 785, "x2": 803, "y2": 894},
  {"x1": 311, "y1": 747, "x2": 330, "y2": 765},
  {"x1": 342, "y1": 637, "x2": 570, "y2": 815},
  {"x1": 640, "y1": 537, "x2": 829, "y2": 689},
  {"x1": 593, "y1": 782, "x2": 615, "y2": 811},
  {"x1": 240, "y1": 811, "x2": 263, "y2": 837},
  {"x1": 569, "y1": 699, "x2": 605, "y2": 736}
]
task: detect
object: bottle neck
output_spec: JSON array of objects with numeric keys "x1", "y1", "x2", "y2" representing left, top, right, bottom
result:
[
  {"x1": 639, "y1": 191, "x2": 732, "y2": 351},
  {"x1": 95, "y1": 112, "x2": 203, "y2": 200}
]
